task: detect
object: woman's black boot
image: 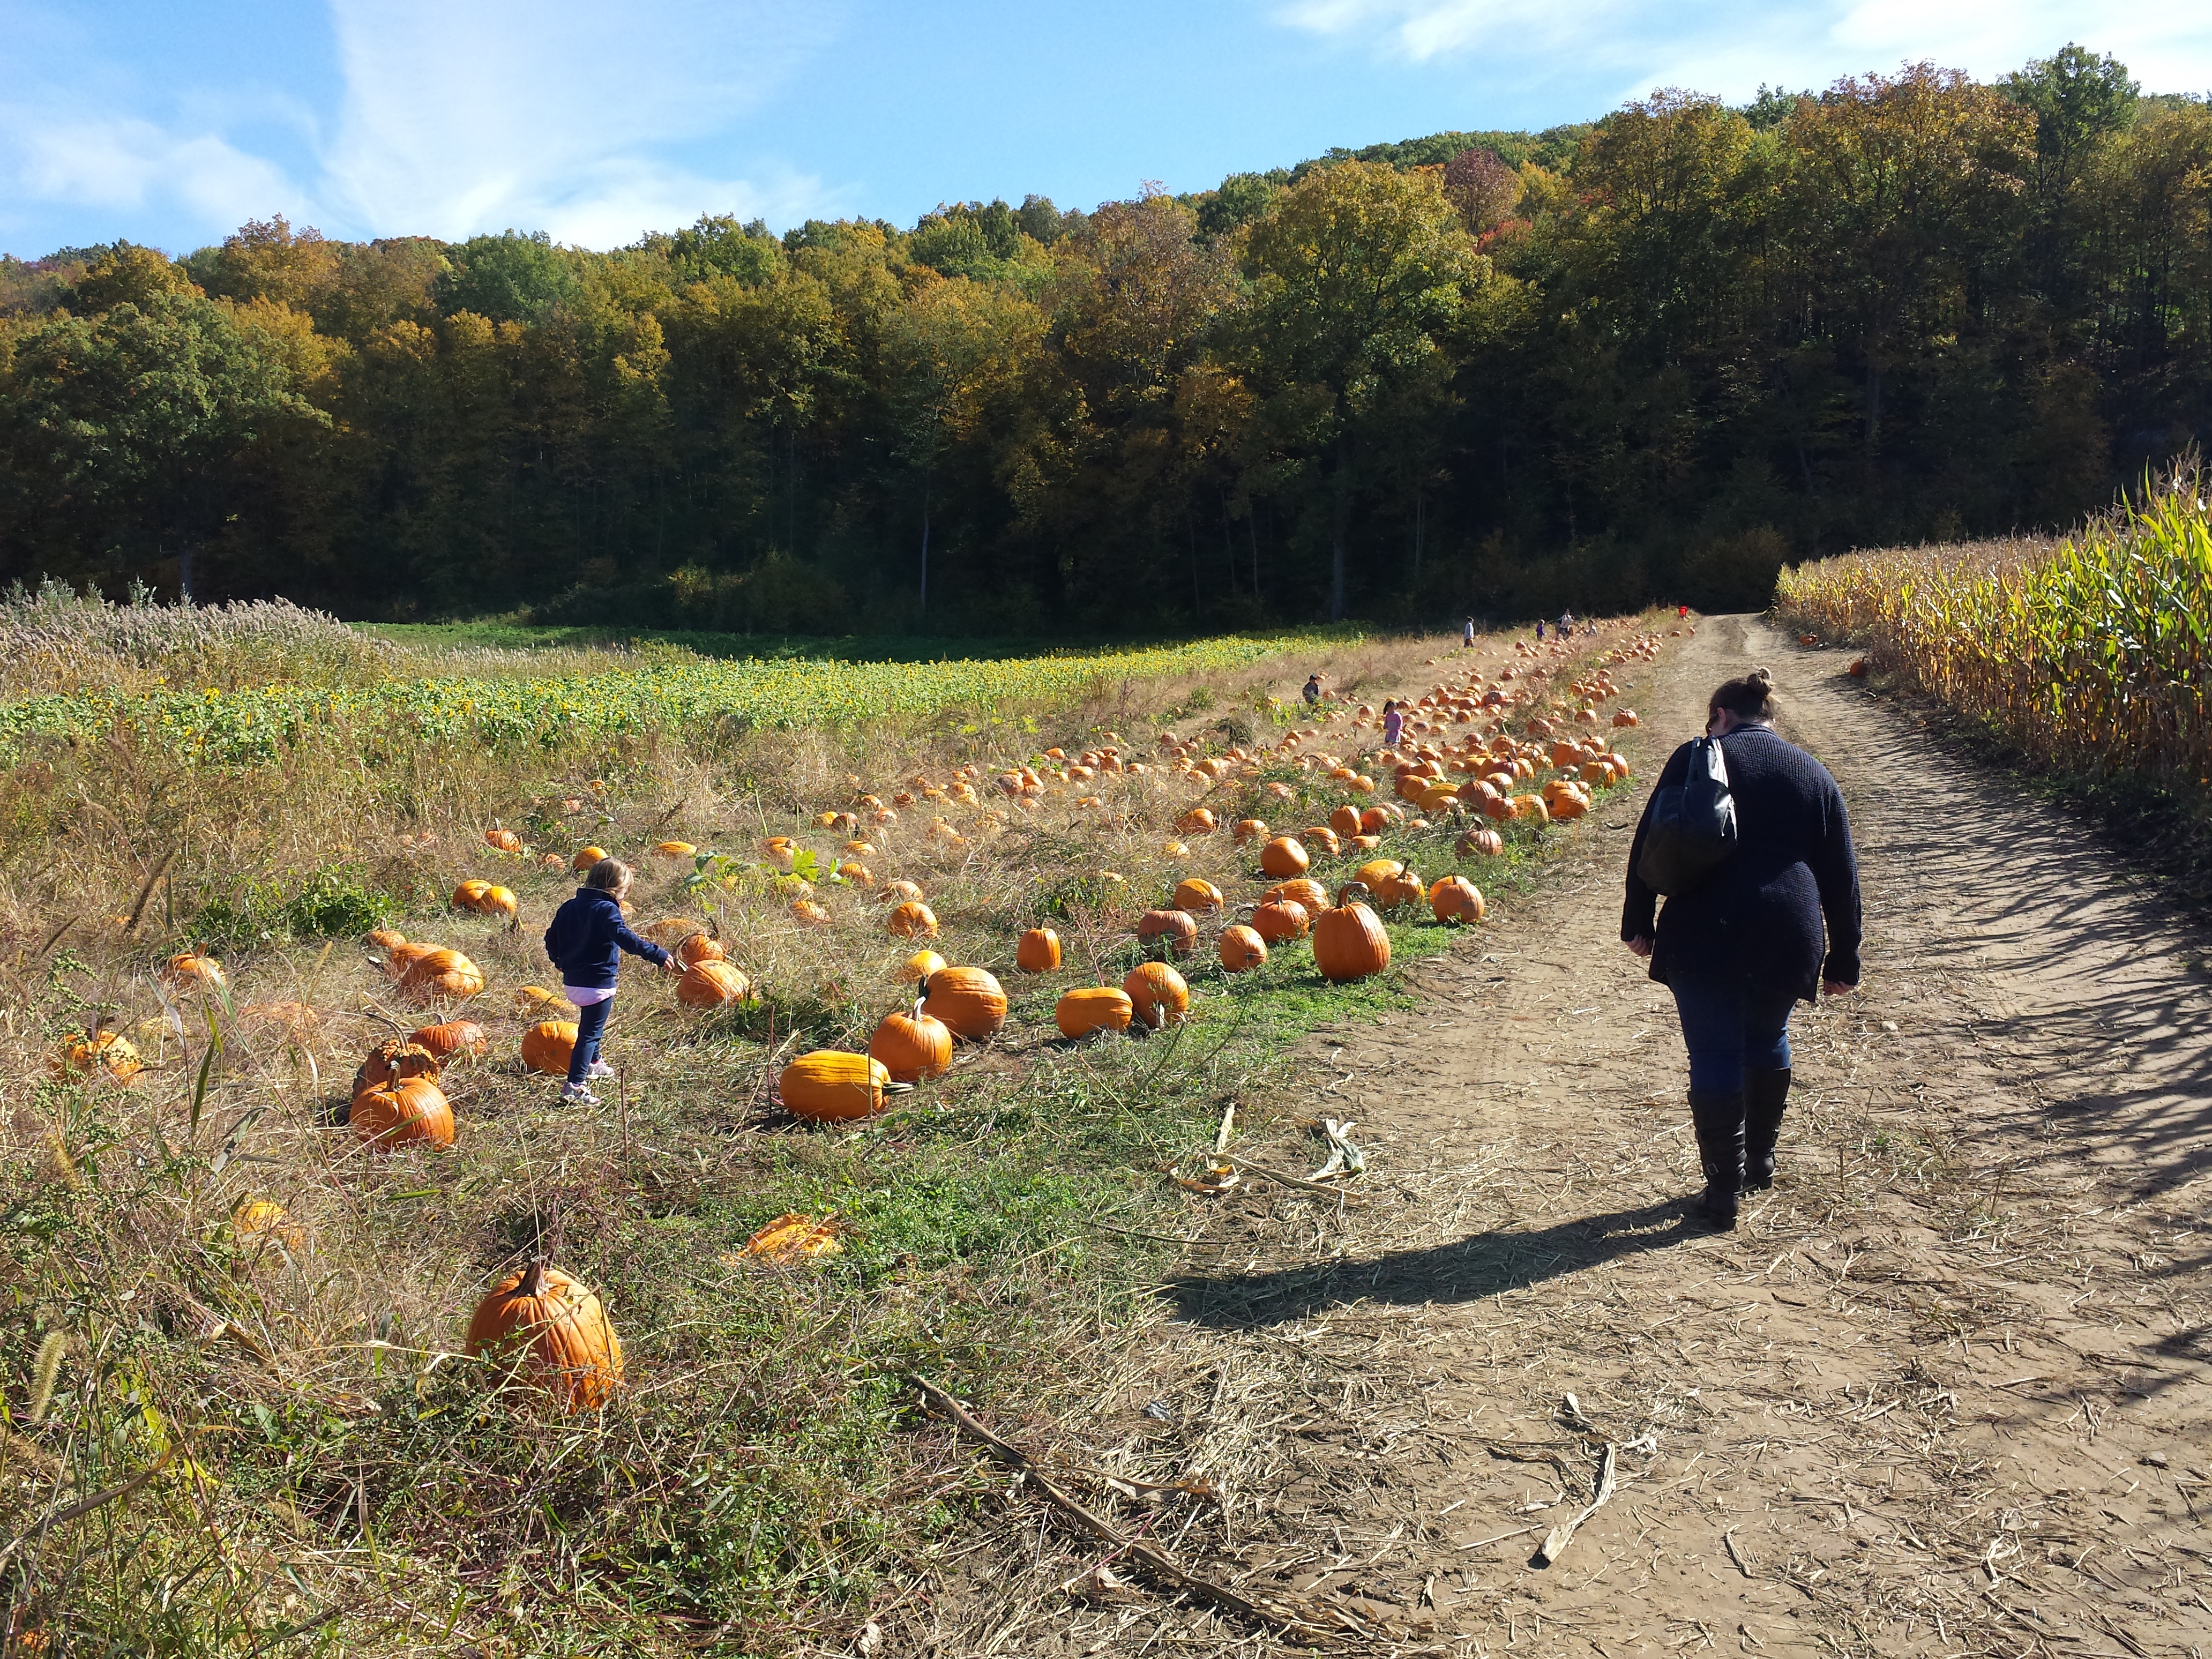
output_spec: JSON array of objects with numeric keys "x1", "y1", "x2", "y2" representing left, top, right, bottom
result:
[
  {"x1": 1686, "y1": 1090, "x2": 1745, "y2": 1228},
  {"x1": 1744, "y1": 1068, "x2": 1792, "y2": 1191}
]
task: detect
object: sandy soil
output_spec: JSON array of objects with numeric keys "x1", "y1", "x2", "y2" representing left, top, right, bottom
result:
[{"x1": 905, "y1": 614, "x2": 2212, "y2": 1658}]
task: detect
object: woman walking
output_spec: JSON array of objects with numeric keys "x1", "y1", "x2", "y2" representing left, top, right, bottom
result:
[
  {"x1": 1621, "y1": 669, "x2": 1861, "y2": 1227},
  {"x1": 543, "y1": 857, "x2": 682, "y2": 1104}
]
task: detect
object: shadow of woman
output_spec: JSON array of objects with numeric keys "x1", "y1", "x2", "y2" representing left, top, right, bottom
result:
[{"x1": 1168, "y1": 1198, "x2": 1697, "y2": 1328}]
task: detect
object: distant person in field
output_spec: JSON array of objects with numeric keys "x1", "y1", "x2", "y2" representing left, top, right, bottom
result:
[
  {"x1": 542, "y1": 857, "x2": 682, "y2": 1105},
  {"x1": 1381, "y1": 699, "x2": 1404, "y2": 748},
  {"x1": 1303, "y1": 673, "x2": 1323, "y2": 707},
  {"x1": 1463, "y1": 617, "x2": 1477, "y2": 648},
  {"x1": 1620, "y1": 668, "x2": 1862, "y2": 1229},
  {"x1": 1679, "y1": 604, "x2": 1690, "y2": 619},
  {"x1": 1557, "y1": 609, "x2": 1575, "y2": 635},
  {"x1": 1535, "y1": 618, "x2": 1545, "y2": 641}
]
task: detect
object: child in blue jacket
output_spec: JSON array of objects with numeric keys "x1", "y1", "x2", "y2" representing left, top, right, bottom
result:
[{"x1": 541, "y1": 858, "x2": 678, "y2": 1104}]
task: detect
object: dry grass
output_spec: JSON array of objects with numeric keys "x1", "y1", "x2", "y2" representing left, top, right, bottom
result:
[{"x1": 0, "y1": 614, "x2": 1660, "y2": 1655}]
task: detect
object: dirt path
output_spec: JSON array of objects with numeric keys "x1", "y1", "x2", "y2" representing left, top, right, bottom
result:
[{"x1": 961, "y1": 614, "x2": 2212, "y2": 1659}]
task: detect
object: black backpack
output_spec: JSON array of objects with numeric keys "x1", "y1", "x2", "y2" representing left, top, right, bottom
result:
[{"x1": 1636, "y1": 736, "x2": 1739, "y2": 896}]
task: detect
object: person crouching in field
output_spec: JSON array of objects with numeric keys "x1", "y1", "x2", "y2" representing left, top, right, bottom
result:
[
  {"x1": 543, "y1": 857, "x2": 681, "y2": 1104},
  {"x1": 1621, "y1": 669, "x2": 1862, "y2": 1227}
]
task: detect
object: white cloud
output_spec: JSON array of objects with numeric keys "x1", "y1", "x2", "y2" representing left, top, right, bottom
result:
[
  {"x1": 1278, "y1": 0, "x2": 2212, "y2": 100},
  {"x1": 0, "y1": 110, "x2": 301, "y2": 229},
  {"x1": 317, "y1": 0, "x2": 845, "y2": 244}
]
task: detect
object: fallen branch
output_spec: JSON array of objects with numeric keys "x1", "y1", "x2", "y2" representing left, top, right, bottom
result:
[
  {"x1": 911, "y1": 1376, "x2": 1336, "y2": 1642},
  {"x1": 1222, "y1": 1155, "x2": 1369, "y2": 1205}
]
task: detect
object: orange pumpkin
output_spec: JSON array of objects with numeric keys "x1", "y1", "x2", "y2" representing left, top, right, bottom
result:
[
  {"x1": 898, "y1": 949, "x2": 947, "y2": 984},
  {"x1": 398, "y1": 947, "x2": 485, "y2": 1003},
  {"x1": 1219, "y1": 924, "x2": 1268, "y2": 973},
  {"x1": 453, "y1": 878, "x2": 494, "y2": 910},
  {"x1": 367, "y1": 927, "x2": 408, "y2": 952},
  {"x1": 1137, "y1": 908, "x2": 1199, "y2": 956},
  {"x1": 1259, "y1": 836, "x2": 1310, "y2": 878},
  {"x1": 675, "y1": 933, "x2": 724, "y2": 967},
  {"x1": 677, "y1": 961, "x2": 752, "y2": 1008},
  {"x1": 1124, "y1": 961, "x2": 1191, "y2": 1029},
  {"x1": 467, "y1": 1261, "x2": 623, "y2": 1410},
  {"x1": 1231, "y1": 818, "x2": 1269, "y2": 846},
  {"x1": 1264, "y1": 878, "x2": 1330, "y2": 913},
  {"x1": 352, "y1": 1039, "x2": 441, "y2": 1098},
  {"x1": 923, "y1": 966, "x2": 1007, "y2": 1041},
  {"x1": 791, "y1": 899, "x2": 833, "y2": 925},
  {"x1": 1457, "y1": 826, "x2": 1505, "y2": 859},
  {"x1": 520, "y1": 1021, "x2": 579, "y2": 1075},
  {"x1": 51, "y1": 1029, "x2": 141, "y2": 1085},
  {"x1": 1329, "y1": 804, "x2": 1362, "y2": 839},
  {"x1": 887, "y1": 901, "x2": 939, "y2": 939},
  {"x1": 1055, "y1": 987, "x2": 1134, "y2": 1039},
  {"x1": 1251, "y1": 899, "x2": 1311, "y2": 944},
  {"x1": 1015, "y1": 928, "x2": 1063, "y2": 973},
  {"x1": 1612, "y1": 709, "x2": 1639, "y2": 727},
  {"x1": 1353, "y1": 858, "x2": 1403, "y2": 892},
  {"x1": 1173, "y1": 878, "x2": 1224, "y2": 913},
  {"x1": 351, "y1": 1077, "x2": 455, "y2": 1150},
  {"x1": 1301, "y1": 826, "x2": 1342, "y2": 857},
  {"x1": 1177, "y1": 806, "x2": 1218, "y2": 835},
  {"x1": 879, "y1": 879, "x2": 924, "y2": 906},
  {"x1": 484, "y1": 828, "x2": 524, "y2": 853},
  {"x1": 1429, "y1": 876, "x2": 1486, "y2": 924},
  {"x1": 165, "y1": 952, "x2": 226, "y2": 994},
  {"x1": 1312, "y1": 893, "x2": 1391, "y2": 983},
  {"x1": 780, "y1": 1050, "x2": 892, "y2": 1121},
  {"x1": 411, "y1": 1020, "x2": 488, "y2": 1062},
  {"x1": 870, "y1": 1001, "x2": 954, "y2": 1082}
]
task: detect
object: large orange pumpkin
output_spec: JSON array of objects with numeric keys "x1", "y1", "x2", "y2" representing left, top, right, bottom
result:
[
  {"x1": 466, "y1": 1261, "x2": 623, "y2": 1410},
  {"x1": 1124, "y1": 961, "x2": 1191, "y2": 1028},
  {"x1": 923, "y1": 967, "x2": 1007, "y2": 1040},
  {"x1": 1219, "y1": 924, "x2": 1268, "y2": 972},
  {"x1": 1458, "y1": 826, "x2": 1505, "y2": 859},
  {"x1": 1251, "y1": 899, "x2": 1311, "y2": 944},
  {"x1": 677, "y1": 961, "x2": 751, "y2": 1007},
  {"x1": 675, "y1": 933, "x2": 724, "y2": 967},
  {"x1": 1137, "y1": 909, "x2": 1198, "y2": 956},
  {"x1": 780, "y1": 1051, "x2": 892, "y2": 1121},
  {"x1": 1430, "y1": 876, "x2": 1486, "y2": 925},
  {"x1": 1259, "y1": 836, "x2": 1310, "y2": 878},
  {"x1": 1353, "y1": 858, "x2": 1403, "y2": 892},
  {"x1": 351, "y1": 1077, "x2": 455, "y2": 1150},
  {"x1": 870, "y1": 1002, "x2": 953, "y2": 1082},
  {"x1": 520, "y1": 1021, "x2": 579, "y2": 1075},
  {"x1": 1055, "y1": 987, "x2": 1134, "y2": 1039},
  {"x1": 1312, "y1": 894, "x2": 1392, "y2": 983},
  {"x1": 411, "y1": 1020, "x2": 489, "y2": 1062},
  {"x1": 1015, "y1": 928, "x2": 1062, "y2": 973}
]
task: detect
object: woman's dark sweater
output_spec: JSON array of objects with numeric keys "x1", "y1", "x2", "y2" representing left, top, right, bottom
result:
[{"x1": 1621, "y1": 725, "x2": 1862, "y2": 1001}]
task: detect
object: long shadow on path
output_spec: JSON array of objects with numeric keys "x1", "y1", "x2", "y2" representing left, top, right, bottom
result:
[{"x1": 1170, "y1": 1199, "x2": 1695, "y2": 1329}]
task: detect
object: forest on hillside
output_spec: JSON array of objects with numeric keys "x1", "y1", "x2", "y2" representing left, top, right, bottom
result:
[{"x1": 1, "y1": 47, "x2": 2206, "y2": 632}]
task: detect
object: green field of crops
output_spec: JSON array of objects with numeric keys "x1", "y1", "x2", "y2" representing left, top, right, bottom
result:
[{"x1": 0, "y1": 631, "x2": 1338, "y2": 764}]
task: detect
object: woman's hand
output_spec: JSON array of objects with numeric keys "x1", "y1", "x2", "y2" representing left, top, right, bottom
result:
[
  {"x1": 1626, "y1": 935, "x2": 1654, "y2": 959},
  {"x1": 1822, "y1": 980, "x2": 1854, "y2": 998},
  {"x1": 661, "y1": 954, "x2": 684, "y2": 975}
]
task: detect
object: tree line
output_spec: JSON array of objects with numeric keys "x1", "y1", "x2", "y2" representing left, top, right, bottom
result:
[{"x1": 2, "y1": 47, "x2": 2205, "y2": 633}]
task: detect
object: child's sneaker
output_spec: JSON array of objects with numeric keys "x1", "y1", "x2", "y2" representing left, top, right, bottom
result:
[
  {"x1": 587, "y1": 1060, "x2": 615, "y2": 1081},
  {"x1": 559, "y1": 1082, "x2": 600, "y2": 1106}
]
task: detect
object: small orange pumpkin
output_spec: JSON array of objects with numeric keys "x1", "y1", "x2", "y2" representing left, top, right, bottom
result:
[
  {"x1": 898, "y1": 949, "x2": 947, "y2": 984},
  {"x1": 677, "y1": 960, "x2": 752, "y2": 1008},
  {"x1": 1173, "y1": 878, "x2": 1225, "y2": 913},
  {"x1": 1251, "y1": 899, "x2": 1311, "y2": 944},
  {"x1": 484, "y1": 827, "x2": 524, "y2": 853},
  {"x1": 520, "y1": 1021, "x2": 578, "y2": 1075},
  {"x1": 1430, "y1": 876, "x2": 1486, "y2": 924},
  {"x1": 351, "y1": 1077, "x2": 455, "y2": 1150},
  {"x1": 1015, "y1": 928, "x2": 1063, "y2": 973},
  {"x1": 887, "y1": 901, "x2": 939, "y2": 939},
  {"x1": 467, "y1": 1260, "x2": 623, "y2": 1410},
  {"x1": 1055, "y1": 987, "x2": 1134, "y2": 1040},
  {"x1": 870, "y1": 1000, "x2": 954, "y2": 1082},
  {"x1": 1259, "y1": 836, "x2": 1310, "y2": 878},
  {"x1": 1219, "y1": 924, "x2": 1268, "y2": 972},
  {"x1": 1137, "y1": 908, "x2": 1199, "y2": 956},
  {"x1": 353, "y1": 1039, "x2": 441, "y2": 1098},
  {"x1": 1124, "y1": 961, "x2": 1191, "y2": 1029},
  {"x1": 1264, "y1": 878, "x2": 1329, "y2": 913},
  {"x1": 780, "y1": 1050, "x2": 892, "y2": 1121},
  {"x1": 572, "y1": 846, "x2": 609, "y2": 871},
  {"x1": 923, "y1": 966, "x2": 1007, "y2": 1041},
  {"x1": 411, "y1": 1020, "x2": 489, "y2": 1062},
  {"x1": 1312, "y1": 890, "x2": 1391, "y2": 983}
]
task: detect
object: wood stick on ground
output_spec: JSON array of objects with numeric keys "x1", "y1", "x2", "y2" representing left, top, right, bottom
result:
[
  {"x1": 910, "y1": 1376, "x2": 1338, "y2": 1643},
  {"x1": 1222, "y1": 1154, "x2": 1369, "y2": 1204}
]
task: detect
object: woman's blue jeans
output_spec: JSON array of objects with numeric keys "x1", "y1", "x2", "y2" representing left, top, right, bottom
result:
[
  {"x1": 1669, "y1": 976, "x2": 1796, "y2": 1094},
  {"x1": 566, "y1": 997, "x2": 613, "y2": 1088}
]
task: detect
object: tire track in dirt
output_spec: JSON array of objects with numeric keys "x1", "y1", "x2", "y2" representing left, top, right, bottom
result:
[{"x1": 1003, "y1": 615, "x2": 2212, "y2": 1659}]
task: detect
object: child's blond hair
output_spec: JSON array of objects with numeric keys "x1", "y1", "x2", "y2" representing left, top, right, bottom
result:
[{"x1": 585, "y1": 857, "x2": 632, "y2": 892}]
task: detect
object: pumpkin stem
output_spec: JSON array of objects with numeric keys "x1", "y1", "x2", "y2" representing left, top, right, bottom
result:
[{"x1": 517, "y1": 1259, "x2": 549, "y2": 1301}]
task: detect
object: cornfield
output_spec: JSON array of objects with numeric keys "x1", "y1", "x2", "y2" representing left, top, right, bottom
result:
[{"x1": 1776, "y1": 467, "x2": 2211, "y2": 794}]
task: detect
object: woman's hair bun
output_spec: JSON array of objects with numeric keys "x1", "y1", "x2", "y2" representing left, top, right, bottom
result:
[{"x1": 1749, "y1": 667, "x2": 1773, "y2": 686}]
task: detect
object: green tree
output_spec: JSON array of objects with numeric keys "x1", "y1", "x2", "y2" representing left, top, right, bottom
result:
[
  {"x1": 434, "y1": 230, "x2": 581, "y2": 323},
  {"x1": 1239, "y1": 161, "x2": 1481, "y2": 617}
]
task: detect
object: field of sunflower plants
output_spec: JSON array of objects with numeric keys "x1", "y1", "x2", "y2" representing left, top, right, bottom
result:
[{"x1": 1776, "y1": 467, "x2": 2211, "y2": 795}]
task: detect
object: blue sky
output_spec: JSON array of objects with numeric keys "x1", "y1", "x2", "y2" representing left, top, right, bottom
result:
[{"x1": 3, "y1": 0, "x2": 2208, "y2": 260}]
